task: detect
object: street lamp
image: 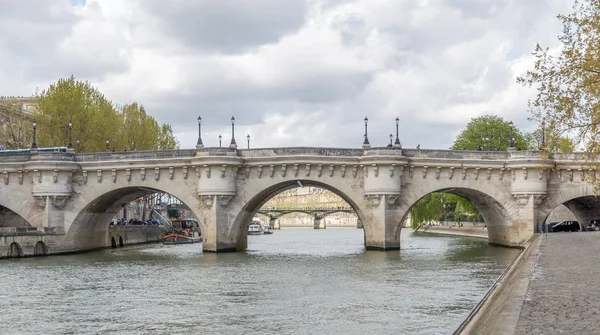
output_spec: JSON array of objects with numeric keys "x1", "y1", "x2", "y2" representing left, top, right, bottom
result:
[
  {"x1": 77, "y1": 139, "x2": 80, "y2": 152},
  {"x1": 541, "y1": 118, "x2": 546, "y2": 150},
  {"x1": 196, "y1": 116, "x2": 203, "y2": 149},
  {"x1": 106, "y1": 138, "x2": 109, "y2": 151},
  {"x1": 362, "y1": 117, "x2": 370, "y2": 148},
  {"x1": 230, "y1": 116, "x2": 237, "y2": 149},
  {"x1": 247, "y1": 134, "x2": 250, "y2": 149},
  {"x1": 218, "y1": 134, "x2": 222, "y2": 147},
  {"x1": 31, "y1": 119, "x2": 38, "y2": 149},
  {"x1": 67, "y1": 120, "x2": 73, "y2": 150},
  {"x1": 394, "y1": 117, "x2": 401, "y2": 147},
  {"x1": 388, "y1": 134, "x2": 393, "y2": 147},
  {"x1": 508, "y1": 121, "x2": 515, "y2": 150}
]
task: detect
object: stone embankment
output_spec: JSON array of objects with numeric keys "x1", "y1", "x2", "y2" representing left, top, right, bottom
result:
[
  {"x1": 454, "y1": 235, "x2": 540, "y2": 335},
  {"x1": 417, "y1": 223, "x2": 488, "y2": 239},
  {"x1": 108, "y1": 225, "x2": 164, "y2": 248}
]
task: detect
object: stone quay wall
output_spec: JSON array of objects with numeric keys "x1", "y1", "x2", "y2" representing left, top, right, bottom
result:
[
  {"x1": 0, "y1": 228, "x2": 61, "y2": 258},
  {"x1": 107, "y1": 225, "x2": 164, "y2": 248},
  {"x1": 417, "y1": 224, "x2": 488, "y2": 239}
]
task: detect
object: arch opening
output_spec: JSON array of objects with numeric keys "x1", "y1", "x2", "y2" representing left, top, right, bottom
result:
[
  {"x1": 234, "y1": 181, "x2": 363, "y2": 251},
  {"x1": 401, "y1": 187, "x2": 513, "y2": 243},
  {"x1": 543, "y1": 195, "x2": 600, "y2": 232},
  {"x1": 118, "y1": 236, "x2": 124, "y2": 248},
  {"x1": 0, "y1": 205, "x2": 33, "y2": 228},
  {"x1": 8, "y1": 242, "x2": 22, "y2": 258},
  {"x1": 67, "y1": 186, "x2": 202, "y2": 251},
  {"x1": 111, "y1": 237, "x2": 117, "y2": 249},
  {"x1": 33, "y1": 241, "x2": 48, "y2": 256}
]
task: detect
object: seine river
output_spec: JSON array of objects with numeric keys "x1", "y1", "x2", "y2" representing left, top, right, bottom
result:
[{"x1": 0, "y1": 228, "x2": 518, "y2": 335}]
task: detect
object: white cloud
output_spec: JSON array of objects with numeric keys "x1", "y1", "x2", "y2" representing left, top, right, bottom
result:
[{"x1": 0, "y1": 0, "x2": 574, "y2": 150}]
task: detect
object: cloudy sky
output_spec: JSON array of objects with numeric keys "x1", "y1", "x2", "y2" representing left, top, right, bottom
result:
[{"x1": 0, "y1": 0, "x2": 572, "y2": 149}]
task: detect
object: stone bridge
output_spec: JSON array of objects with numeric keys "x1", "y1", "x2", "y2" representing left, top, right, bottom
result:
[
  {"x1": 255, "y1": 208, "x2": 355, "y2": 229},
  {"x1": 0, "y1": 146, "x2": 597, "y2": 256}
]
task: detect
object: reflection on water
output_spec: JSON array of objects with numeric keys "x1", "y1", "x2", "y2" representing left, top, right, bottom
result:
[{"x1": 0, "y1": 228, "x2": 518, "y2": 335}]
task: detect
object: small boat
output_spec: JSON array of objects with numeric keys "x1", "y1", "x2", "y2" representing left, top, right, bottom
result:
[
  {"x1": 248, "y1": 222, "x2": 264, "y2": 235},
  {"x1": 163, "y1": 219, "x2": 202, "y2": 245},
  {"x1": 162, "y1": 233, "x2": 202, "y2": 245},
  {"x1": 263, "y1": 225, "x2": 274, "y2": 235}
]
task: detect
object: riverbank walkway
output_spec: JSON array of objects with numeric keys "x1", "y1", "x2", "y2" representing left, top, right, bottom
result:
[{"x1": 496, "y1": 232, "x2": 600, "y2": 334}]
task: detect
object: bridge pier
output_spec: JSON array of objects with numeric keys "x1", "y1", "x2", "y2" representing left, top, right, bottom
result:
[
  {"x1": 357, "y1": 218, "x2": 363, "y2": 229},
  {"x1": 362, "y1": 195, "x2": 401, "y2": 250},
  {"x1": 313, "y1": 217, "x2": 326, "y2": 229},
  {"x1": 269, "y1": 218, "x2": 280, "y2": 230}
]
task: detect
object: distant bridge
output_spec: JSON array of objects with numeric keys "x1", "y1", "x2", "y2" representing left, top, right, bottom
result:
[{"x1": 255, "y1": 208, "x2": 358, "y2": 229}]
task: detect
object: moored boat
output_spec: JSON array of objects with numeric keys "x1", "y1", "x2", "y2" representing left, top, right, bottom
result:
[
  {"x1": 162, "y1": 233, "x2": 202, "y2": 245},
  {"x1": 263, "y1": 225, "x2": 274, "y2": 235},
  {"x1": 248, "y1": 222, "x2": 264, "y2": 235},
  {"x1": 162, "y1": 219, "x2": 202, "y2": 244}
]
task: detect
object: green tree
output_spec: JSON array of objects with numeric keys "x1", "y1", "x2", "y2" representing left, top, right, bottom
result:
[
  {"x1": 0, "y1": 97, "x2": 33, "y2": 149},
  {"x1": 33, "y1": 76, "x2": 178, "y2": 152},
  {"x1": 524, "y1": 128, "x2": 576, "y2": 152},
  {"x1": 451, "y1": 115, "x2": 529, "y2": 151},
  {"x1": 517, "y1": 0, "x2": 600, "y2": 155}
]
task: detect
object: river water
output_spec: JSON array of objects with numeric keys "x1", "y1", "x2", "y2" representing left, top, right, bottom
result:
[{"x1": 0, "y1": 228, "x2": 518, "y2": 335}]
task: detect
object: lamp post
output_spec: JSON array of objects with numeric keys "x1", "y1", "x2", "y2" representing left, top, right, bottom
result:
[
  {"x1": 362, "y1": 117, "x2": 370, "y2": 148},
  {"x1": 541, "y1": 118, "x2": 546, "y2": 150},
  {"x1": 31, "y1": 119, "x2": 38, "y2": 149},
  {"x1": 77, "y1": 139, "x2": 80, "y2": 152},
  {"x1": 218, "y1": 134, "x2": 222, "y2": 147},
  {"x1": 394, "y1": 117, "x2": 401, "y2": 147},
  {"x1": 67, "y1": 120, "x2": 73, "y2": 150},
  {"x1": 388, "y1": 134, "x2": 393, "y2": 147},
  {"x1": 508, "y1": 121, "x2": 515, "y2": 150},
  {"x1": 247, "y1": 134, "x2": 250, "y2": 149},
  {"x1": 229, "y1": 116, "x2": 237, "y2": 149},
  {"x1": 105, "y1": 138, "x2": 109, "y2": 152},
  {"x1": 196, "y1": 116, "x2": 204, "y2": 149}
]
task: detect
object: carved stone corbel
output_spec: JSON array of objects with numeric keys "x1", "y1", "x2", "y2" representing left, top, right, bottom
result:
[
  {"x1": 409, "y1": 165, "x2": 414, "y2": 178},
  {"x1": 97, "y1": 170, "x2": 103, "y2": 183},
  {"x1": 53, "y1": 169, "x2": 59, "y2": 183},
  {"x1": 257, "y1": 165, "x2": 263, "y2": 178},
  {"x1": 34, "y1": 170, "x2": 41, "y2": 183},
  {"x1": 52, "y1": 196, "x2": 69, "y2": 210},
  {"x1": 169, "y1": 166, "x2": 174, "y2": 180},
  {"x1": 17, "y1": 170, "x2": 23, "y2": 185},
  {"x1": 522, "y1": 167, "x2": 528, "y2": 180},
  {"x1": 111, "y1": 169, "x2": 117, "y2": 183},
  {"x1": 534, "y1": 194, "x2": 546, "y2": 205},
  {"x1": 34, "y1": 196, "x2": 47, "y2": 208},
  {"x1": 221, "y1": 165, "x2": 227, "y2": 178},
  {"x1": 448, "y1": 167, "x2": 455, "y2": 179},
  {"x1": 352, "y1": 165, "x2": 358, "y2": 178},
  {"x1": 498, "y1": 168, "x2": 505, "y2": 181},
  {"x1": 514, "y1": 194, "x2": 530, "y2": 207},
  {"x1": 422, "y1": 166, "x2": 428, "y2": 179},
  {"x1": 204, "y1": 165, "x2": 210, "y2": 179},
  {"x1": 329, "y1": 165, "x2": 335, "y2": 177},
  {"x1": 317, "y1": 164, "x2": 323, "y2": 177},
  {"x1": 579, "y1": 168, "x2": 584, "y2": 181},
  {"x1": 126, "y1": 169, "x2": 131, "y2": 181},
  {"x1": 233, "y1": 165, "x2": 241, "y2": 177},
  {"x1": 218, "y1": 195, "x2": 234, "y2": 207},
  {"x1": 155, "y1": 167, "x2": 160, "y2": 181},
  {"x1": 293, "y1": 164, "x2": 299, "y2": 177},
  {"x1": 511, "y1": 169, "x2": 515, "y2": 181},
  {"x1": 183, "y1": 166, "x2": 188, "y2": 179},
  {"x1": 390, "y1": 164, "x2": 396, "y2": 177},
  {"x1": 198, "y1": 195, "x2": 214, "y2": 209},
  {"x1": 539, "y1": 169, "x2": 545, "y2": 180},
  {"x1": 341, "y1": 165, "x2": 347, "y2": 177},
  {"x1": 305, "y1": 164, "x2": 311, "y2": 177},
  {"x1": 365, "y1": 194, "x2": 382, "y2": 208},
  {"x1": 386, "y1": 195, "x2": 399, "y2": 207},
  {"x1": 568, "y1": 168, "x2": 573, "y2": 181},
  {"x1": 461, "y1": 167, "x2": 467, "y2": 180},
  {"x1": 245, "y1": 166, "x2": 251, "y2": 178},
  {"x1": 435, "y1": 167, "x2": 441, "y2": 180},
  {"x1": 486, "y1": 168, "x2": 492, "y2": 180},
  {"x1": 82, "y1": 170, "x2": 88, "y2": 184},
  {"x1": 474, "y1": 168, "x2": 480, "y2": 180},
  {"x1": 269, "y1": 165, "x2": 275, "y2": 178},
  {"x1": 372, "y1": 164, "x2": 378, "y2": 177},
  {"x1": 398, "y1": 165, "x2": 405, "y2": 177},
  {"x1": 281, "y1": 164, "x2": 287, "y2": 177},
  {"x1": 141, "y1": 168, "x2": 146, "y2": 181},
  {"x1": 3, "y1": 171, "x2": 7, "y2": 185}
]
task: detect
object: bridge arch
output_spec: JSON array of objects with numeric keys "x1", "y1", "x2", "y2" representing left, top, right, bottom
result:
[
  {"x1": 8, "y1": 242, "x2": 22, "y2": 258},
  {"x1": 541, "y1": 187, "x2": 600, "y2": 229},
  {"x1": 229, "y1": 179, "x2": 368, "y2": 250},
  {"x1": 396, "y1": 185, "x2": 515, "y2": 245},
  {"x1": 65, "y1": 185, "x2": 204, "y2": 252},
  {"x1": 33, "y1": 241, "x2": 48, "y2": 256},
  {"x1": 0, "y1": 204, "x2": 35, "y2": 229}
]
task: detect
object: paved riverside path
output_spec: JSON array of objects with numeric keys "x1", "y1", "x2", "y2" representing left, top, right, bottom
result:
[{"x1": 511, "y1": 232, "x2": 600, "y2": 334}]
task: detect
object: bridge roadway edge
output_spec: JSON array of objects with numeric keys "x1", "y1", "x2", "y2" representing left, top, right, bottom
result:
[{"x1": 453, "y1": 234, "x2": 541, "y2": 335}]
